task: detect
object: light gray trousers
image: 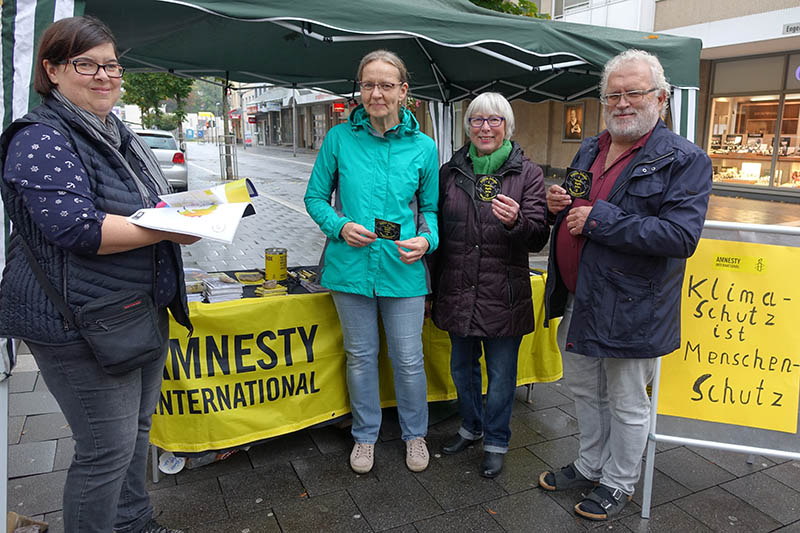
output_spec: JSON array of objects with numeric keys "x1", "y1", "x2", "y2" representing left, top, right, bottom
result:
[{"x1": 558, "y1": 295, "x2": 657, "y2": 495}]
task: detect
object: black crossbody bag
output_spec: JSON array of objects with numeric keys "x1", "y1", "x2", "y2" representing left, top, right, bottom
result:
[{"x1": 19, "y1": 239, "x2": 164, "y2": 375}]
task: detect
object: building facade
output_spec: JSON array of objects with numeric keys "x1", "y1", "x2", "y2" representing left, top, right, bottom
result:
[{"x1": 656, "y1": 1, "x2": 800, "y2": 198}]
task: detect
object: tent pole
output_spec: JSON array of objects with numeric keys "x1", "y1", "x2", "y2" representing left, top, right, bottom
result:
[{"x1": 292, "y1": 85, "x2": 298, "y2": 157}]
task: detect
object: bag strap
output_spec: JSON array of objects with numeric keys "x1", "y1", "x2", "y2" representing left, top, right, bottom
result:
[{"x1": 18, "y1": 238, "x2": 78, "y2": 328}]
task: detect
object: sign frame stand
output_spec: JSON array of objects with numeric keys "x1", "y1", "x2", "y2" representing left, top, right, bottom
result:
[
  {"x1": 640, "y1": 221, "x2": 800, "y2": 519},
  {"x1": 641, "y1": 358, "x2": 800, "y2": 518}
]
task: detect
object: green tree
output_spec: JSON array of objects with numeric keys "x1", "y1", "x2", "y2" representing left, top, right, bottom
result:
[
  {"x1": 184, "y1": 78, "x2": 224, "y2": 115},
  {"x1": 121, "y1": 72, "x2": 194, "y2": 138},
  {"x1": 121, "y1": 72, "x2": 165, "y2": 125},
  {"x1": 469, "y1": 0, "x2": 550, "y2": 18},
  {"x1": 160, "y1": 75, "x2": 194, "y2": 142}
]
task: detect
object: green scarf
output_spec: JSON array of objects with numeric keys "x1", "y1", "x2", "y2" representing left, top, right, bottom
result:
[{"x1": 470, "y1": 139, "x2": 512, "y2": 176}]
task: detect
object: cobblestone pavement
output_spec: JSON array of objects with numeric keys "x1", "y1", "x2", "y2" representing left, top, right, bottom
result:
[{"x1": 7, "y1": 142, "x2": 800, "y2": 532}]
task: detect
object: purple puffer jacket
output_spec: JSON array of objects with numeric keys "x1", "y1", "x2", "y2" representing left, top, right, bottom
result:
[{"x1": 431, "y1": 142, "x2": 549, "y2": 337}]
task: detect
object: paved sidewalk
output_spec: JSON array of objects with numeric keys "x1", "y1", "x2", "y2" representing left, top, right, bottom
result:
[{"x1": 7, "y1": 150, "x2": 800, "y2": 531}]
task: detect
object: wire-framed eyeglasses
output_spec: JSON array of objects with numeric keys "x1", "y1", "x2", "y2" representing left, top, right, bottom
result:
[
  {"x1": 600, "y1": 88, "x2": 658, "y2": 105},
  {"x1": 468, "y1": 116, "x2": 505, "y2": 128},
  {"x1": 358, "y1": 81, "x2": 400, "y2": 92},
  {"x1": 62, "y1": 59, "x2": 125, "y2": 78}
]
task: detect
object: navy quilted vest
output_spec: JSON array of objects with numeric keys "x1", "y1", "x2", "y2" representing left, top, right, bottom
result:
[{"x1": 0, "y1": 98, "x2": 191, "y2": 344}]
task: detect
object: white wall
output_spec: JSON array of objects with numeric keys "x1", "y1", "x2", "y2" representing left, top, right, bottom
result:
[
  {"x1": 554, "y1": 0, "x2": 654, "y2": 32},
  {"x1": 659, "y1": 6, "x2": 800, "y2": 59}
]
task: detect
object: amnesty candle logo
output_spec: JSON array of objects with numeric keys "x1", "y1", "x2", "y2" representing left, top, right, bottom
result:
[{"x1": 712, "y1": 255, "x2": 767, "y2": 274}]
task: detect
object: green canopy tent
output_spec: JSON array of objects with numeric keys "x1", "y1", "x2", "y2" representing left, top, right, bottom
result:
[{"x1": 4, "y1": 0, "x2": 703, "y2": 146}]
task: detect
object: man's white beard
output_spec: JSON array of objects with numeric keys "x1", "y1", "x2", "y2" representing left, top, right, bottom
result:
[{"x1": 603, "y1": 100, "x2": 660, "y2": 142}]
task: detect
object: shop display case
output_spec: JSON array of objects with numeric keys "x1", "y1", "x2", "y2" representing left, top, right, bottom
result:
[
  {"x1": 774, "y1": 96, "x2": 800, "y2": 188},
  {"x1": 707, "y1": 95, "x2": 800, "y2": 188}
]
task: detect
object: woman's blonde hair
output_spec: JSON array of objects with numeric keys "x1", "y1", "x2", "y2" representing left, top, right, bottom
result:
[{"x1": 356, "y1": 49, "x2": 409, "y2": 83}]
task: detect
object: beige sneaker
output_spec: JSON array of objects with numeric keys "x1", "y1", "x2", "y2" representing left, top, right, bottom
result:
[
  {"x1": 350, "y1": 443, "x2": 374, "y2": 474},
  {"x1": 405, "y1": 437, "x2": 429, "y2": 472}
]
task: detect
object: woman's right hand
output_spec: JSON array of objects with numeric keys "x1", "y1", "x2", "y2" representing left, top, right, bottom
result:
[
  {"x1": 546, "y1": 184, "x2": 572, "y2": 215},
  {"x1": 340, "y1": 222, "x2": 377, "y2": 247}
]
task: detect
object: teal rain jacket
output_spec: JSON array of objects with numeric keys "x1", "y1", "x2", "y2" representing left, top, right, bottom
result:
[{"x1": 304, "y1": 105, "x2": 439, "y2": 298}]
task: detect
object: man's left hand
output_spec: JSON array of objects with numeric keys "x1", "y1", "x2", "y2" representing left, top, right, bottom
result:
[
  {"x1": 396, "y1": 236, "x2": 429, "y2": 264},
  {"x1": 566, "y1": 206, "x2": 592, "y2": 236}
]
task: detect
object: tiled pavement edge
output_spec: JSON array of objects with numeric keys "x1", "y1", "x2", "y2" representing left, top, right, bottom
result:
[{"x1": 6, "y1": 143, "x2": 800, "y2": 532}]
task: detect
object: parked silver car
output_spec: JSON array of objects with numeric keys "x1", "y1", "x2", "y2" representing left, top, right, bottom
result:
[{"x1": 135, "y1": 129, "x2": 188, "y2": 191}]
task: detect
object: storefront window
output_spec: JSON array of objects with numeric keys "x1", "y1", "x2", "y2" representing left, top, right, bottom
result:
[
  {"x1": 774, "y1": 94, "x2": 800, "y2": 188},
  {"x1": 708, "y1": 95, "x2": 779, "y2": 186}
]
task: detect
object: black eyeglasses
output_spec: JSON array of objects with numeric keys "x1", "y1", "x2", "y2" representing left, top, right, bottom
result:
[
  {"x1": 600, "y1": 88, "x2": 658, "y2": 105},
  {"x1": 62, "y1": 59, "x2": 125, "y2": 78},
  {"x1": 358, "y1": 81, "x2": 400, "y2": 92},
  {"x1": 468, "y1": 116, "x2": 505, "y2": 128}
]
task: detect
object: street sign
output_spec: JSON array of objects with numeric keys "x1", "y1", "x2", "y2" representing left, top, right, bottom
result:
[{"x1": 248, "y1": 116, "x2": 256, "y2": 124}]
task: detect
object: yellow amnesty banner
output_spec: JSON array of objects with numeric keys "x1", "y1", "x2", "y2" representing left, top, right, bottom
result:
[
  {"x1": 152, "y1": 275, "x2": 562, "y2": 452},
  {"x1": 658, "y1": 239, "x2": 800, "y2": 433}
]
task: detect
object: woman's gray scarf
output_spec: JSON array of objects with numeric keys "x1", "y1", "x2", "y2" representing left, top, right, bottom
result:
[{"x1": 51, "y1": 89, "x2": 171, "y2": 201}]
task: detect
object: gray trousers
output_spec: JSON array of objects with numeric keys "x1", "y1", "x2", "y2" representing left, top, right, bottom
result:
[
  {"x1": 558, "y1": 295, "x2": 657, "y2": 495},
  {"x1": 27, "y1": 310, "x2": 169, "y2": 533}
]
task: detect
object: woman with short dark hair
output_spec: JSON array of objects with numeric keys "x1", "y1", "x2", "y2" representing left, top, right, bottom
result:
[
  {"x1": 0, "y1": 16, "x2": 197, "y2": 533},
  {"x1": 432, "y1": 92, "x2": 549, "y2": 478}
]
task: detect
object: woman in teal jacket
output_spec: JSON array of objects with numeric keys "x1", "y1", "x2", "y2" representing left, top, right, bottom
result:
[{"x1": 304, "y1": 50, "x2": 439, "y2": 475}]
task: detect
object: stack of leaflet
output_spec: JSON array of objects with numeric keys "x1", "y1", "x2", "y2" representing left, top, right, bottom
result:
[
  {"x1": 203, "y1": 275, "x2": 243, "y2": 303},
  {"x1": 287, "y1": 268, "x2": 327, "y2": 293},
  {"x1": 183, "y1": 268, "x2": 209, "y2": 303}
]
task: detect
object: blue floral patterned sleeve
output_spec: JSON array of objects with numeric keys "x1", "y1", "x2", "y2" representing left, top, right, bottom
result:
[{"x1": 3, "y1": 123, "x2": 106, "y2": 254}]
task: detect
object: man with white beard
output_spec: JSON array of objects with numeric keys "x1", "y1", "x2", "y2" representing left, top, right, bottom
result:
[{"x1": 538, "y1": 50, "x2": 712, "y2": 521}]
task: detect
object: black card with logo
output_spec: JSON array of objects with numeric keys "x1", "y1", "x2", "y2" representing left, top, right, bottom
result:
[
  {"x1": 476, "y1": 175, "x2": 501, "y2": 202},
  {"x1": 562, "y1": 168, "x2": 592, "y2": 200},
  {"x1": 374, "y1": 218, "x2": 401, "y2": 240}
]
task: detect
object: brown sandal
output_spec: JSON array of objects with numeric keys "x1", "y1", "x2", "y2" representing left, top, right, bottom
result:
[
  {"x1": 574, "y1": 484, "x2": 632, "y2": 520},
  {"x1": 538, "y1": 463, "x2": 597, "y2": 491}
]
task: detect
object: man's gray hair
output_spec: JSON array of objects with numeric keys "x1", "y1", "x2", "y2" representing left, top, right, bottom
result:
[
  {"x1": 464, "y1": 92, "x2": 515, "y2": 138},
  {"x1": 600, "y1": 49, "x2": 671, "y2": 107}
]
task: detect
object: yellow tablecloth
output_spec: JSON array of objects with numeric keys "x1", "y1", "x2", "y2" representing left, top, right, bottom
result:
[{"x1": 151, "y1": 274, "x2": 561, "y2": 452}]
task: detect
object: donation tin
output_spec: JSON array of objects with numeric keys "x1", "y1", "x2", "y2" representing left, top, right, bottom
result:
[{"x1": 264, "y1": 247, "x2": 288, "y2": 282}]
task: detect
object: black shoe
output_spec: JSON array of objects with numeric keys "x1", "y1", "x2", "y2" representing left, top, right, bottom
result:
[
  {"x1": 441, "y1": 434, "x2": 481, "y2": 455},
  {"x1": 480, "y1": 451, "x2": 504, "y2": 478},
  {"x1": 141, "y1": 518, "x2": 185, "y2": 533}
]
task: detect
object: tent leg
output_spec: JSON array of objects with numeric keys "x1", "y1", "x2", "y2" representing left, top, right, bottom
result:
[
  {"x1": 292, "y1": 88, "x2": 298, "y2": 157},
  {"x1": 641, "y1": 358, "x2": 663, "y2": 519},
  {"x1": 0, "y1": 378, "x2": 8, "y2": 533},
  {"x1": 151, "y1": 444, "x2": 160, "y2": 484},
  {"x1": 526, "y1": 383, "x2": 533, "y2": 403}
]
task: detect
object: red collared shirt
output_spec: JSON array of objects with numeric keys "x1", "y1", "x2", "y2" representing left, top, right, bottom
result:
[{"x1": 555, "y1": 128, "x2": 654, "y2": 293}]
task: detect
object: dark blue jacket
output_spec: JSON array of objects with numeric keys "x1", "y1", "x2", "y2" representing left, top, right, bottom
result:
[
  {"x1": 0, "y1": 98, "x2": 191, "y2": 344},
  {"x1": 544, "y1": 120, "x2": 712, "y2": 358}
]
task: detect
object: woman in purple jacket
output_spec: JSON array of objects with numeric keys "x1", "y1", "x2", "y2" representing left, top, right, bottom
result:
[{"x1": 432, "y1": 92, "x2": 549, "y2": 477}]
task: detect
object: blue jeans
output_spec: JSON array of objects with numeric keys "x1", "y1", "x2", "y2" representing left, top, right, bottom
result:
[
  {"x1": 559, "y1": 295, "x2": 656, "y2": 495},
  {"x1": 449, "y1": 334, "x2": 522, "y2": 453},
  {"x1": 27, "y1": 311, "x2": 169, "y2": 533},
  {"x1": 331, "y1": 291, "x2": 428, "y2": 443}
]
